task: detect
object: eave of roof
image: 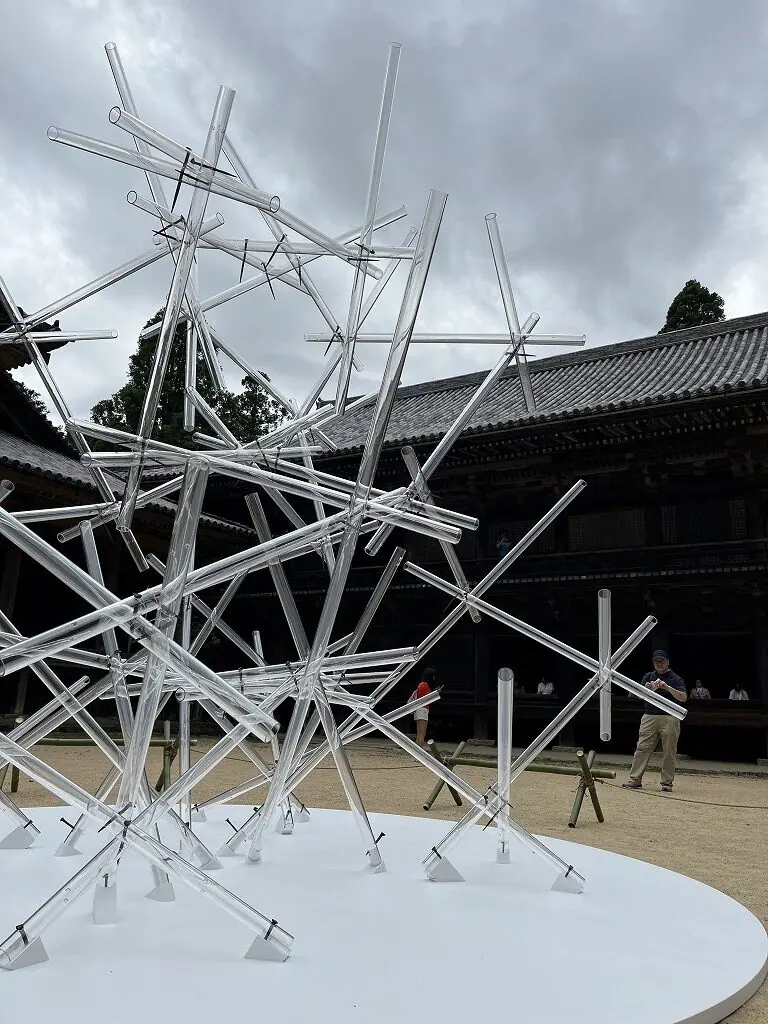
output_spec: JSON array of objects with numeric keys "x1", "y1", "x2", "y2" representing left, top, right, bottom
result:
[
  {"x1": 320, "y1": 311, "x2": 768, "y2": 456},
  {"x1": 0, "y1": 431, "x2": 254, "y2": 538}
]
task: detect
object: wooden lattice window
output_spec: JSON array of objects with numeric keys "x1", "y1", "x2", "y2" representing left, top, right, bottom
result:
[
  {"x1": 660, "y1": 499, "x2": 747, "y2": 544},
  {"x1": 568, "y1": 508, "x2": 646, "y2": 551},
  {"x1": 492, "y1": 518, "x2": 556, "y2": 557}
]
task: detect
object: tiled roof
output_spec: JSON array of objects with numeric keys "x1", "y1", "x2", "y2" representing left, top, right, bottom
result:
[
  {"x1": 323, "y1": 312, "x2": 768, "y2": 452},
  {"x1": 0, "y1": 430, "x2": 98, "y2": 488},
  {"x1": 0, "y1": 431, "x2": 253, "y2": 537},
  {"x1": 0, "y1": 294, "x2": 70, "y2": 372}
]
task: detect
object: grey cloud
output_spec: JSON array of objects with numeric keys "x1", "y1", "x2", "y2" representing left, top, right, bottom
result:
[{"x1": 4, "y1": 0, "x2": 768, "y2": 422}]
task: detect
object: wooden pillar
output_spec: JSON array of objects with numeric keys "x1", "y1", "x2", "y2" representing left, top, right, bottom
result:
[
  {"x1": 756, "y1": 615, "x2": 768, "y2": 758},
  {"x1": 472, "y1": 630, "x2": 489, "y2": 741}
]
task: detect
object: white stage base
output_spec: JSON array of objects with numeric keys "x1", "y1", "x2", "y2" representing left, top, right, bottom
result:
[{"x1": 1, "y1": 807, "x2": 765, "y2": 1024}]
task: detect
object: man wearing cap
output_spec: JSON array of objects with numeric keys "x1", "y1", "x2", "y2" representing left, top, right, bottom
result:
[{"x1": 623, "y1": 650, "x2": 687, "y2": 792}]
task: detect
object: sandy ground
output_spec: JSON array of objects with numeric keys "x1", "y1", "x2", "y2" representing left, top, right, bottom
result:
[{"x1": 4, "y1": 739, "x2": 767, "y2": 1022}]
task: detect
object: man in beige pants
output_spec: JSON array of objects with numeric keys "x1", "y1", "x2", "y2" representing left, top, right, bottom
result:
[{"x1": 623, "y1": 650, "x2": 687, "y2": 792}]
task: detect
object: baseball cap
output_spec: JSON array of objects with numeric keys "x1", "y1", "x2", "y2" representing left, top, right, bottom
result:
[{"x1": 652, "y1": 650, "x2": 668, "y2": 660}]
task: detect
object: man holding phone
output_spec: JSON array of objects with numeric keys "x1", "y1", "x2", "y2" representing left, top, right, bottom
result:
[{"x1": 623, "y1": 650, "x2": 687, "y2": 792}]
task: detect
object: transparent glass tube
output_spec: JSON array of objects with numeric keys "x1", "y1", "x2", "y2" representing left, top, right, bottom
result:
[
  {"x1": 408, "y1": 564, "x2": 685, "y2": 719},
  {"x1": 598, "y1": 589, "x2": 612, "y2": 742},
  {"x1": 183, "y1": 568, "x2": 253, "y2": 658},
  {"x1": 29, "y1": 209, "x2": 221, "y2": 324},
  {"x1": 0, "y1": 277, "x2": 115, "y2": 508},
  {"x1": 80, "y1": 520, "x2": 120, "y2": 657},
  {"x1": 117, "y1": 88, "x2": 234, "y2": 533},
  {"x1": 184, "y1": 317, "x2": 197, "y2": 432},
  {"x1": 200, "y1": 236, "x2": 414, "y2": 259},
  {"x1": 185, "y1": 388, "x2": 240, "y2": 446},
  {"x1": 117, "y1": 460, "x2": 209, "y2": 810},
  {"x1": 21, "y1": 245, "x2": 174, "y2": 326},
  {"x1": 223, "y1": 138, "x2": 341, "y2": 338},
  {"x1": 344, "y1": 546, "x2": 406, "y2": 656},
  {"x1": 57, "y1": 475, "x2": 183, "y2": 543},
  {"x1": 0, "y1": 676, "x2": 102, "y2": 773},
  {"x1": 507, "y1": 616, "x2": 656, "y2": 785},
  {"x1": 0, "y1": 330, "x2": 117, "y2": 345},
  {"x1": 0, "y1": 501, "x2": 283, "y2": 744},
  {"x1": 307, "y1": 685, "x2": 384, "y2": 869},
  {"x1": 0, "y1": 279, "x2": 150, "y2": 572},
  {"x1": 178, "y1": 697, "x2": 191, "y2": 826},
  {"x1": 105, "y1": 41, "x2": 170, "y2": 211},
  {"x1": 352, "y1": 189, "x2": 448, "y2": 500},
  {"x1": 401, "y1": 445, "x2": 480, "y2": 623},
  {"x1": 109, "y1": 106, "x2": 281, "y2": 216},
  {"x1": 15, "y1": 501, "x2": 111, "y2": 524},
  {"x1": 203, "y1": 692, "x2": 437, "y2": 810},
  {"x1": 0, "y1": 735, "x2": 293, "y2": 964},
  {"x1": 401, "y1": 482, "x2": 586, "y2": 668},
  {"x1": 365, "y1": 346, "x2": 525, "y2": 556},
  {"x1": 49, "y1": 126, "x2": 280, "y2": 214},
  {"x1": 353, "y1": 702, "x2": 580, "y2": 880},
  {"x1": 496, "y1": 667, "x2": 513, "y2": 861},
  {"x1": 198, "y1": 698, "x2": 272, "y2": 779},
  {"x1": 184, "y1": 454, "x2": 464, "y2": 544},
  {"x1": 336, "y1": 42, "x2": 401, "y2": 412},
  {"x1": 199, "y1": 205, "x2": 404, "y2": 313},
  {"x1": 0, "y1": 601, "x2": 139, "y2": 679},
  {"x1": 305, "y1": 332, "x2": 585, "y2": 345},
  {"x1": 297, "y1": 429, "x2": 335, "y2": 573},
  {"x1": 485, "y1": 212, "x2": 535, "y2": 412},
  {"x1": 245, "y1": 493, "x2": 310, "y2": 657},
  {"x1": 209, "y1": 329, "x2": 294, "y2": 414}
]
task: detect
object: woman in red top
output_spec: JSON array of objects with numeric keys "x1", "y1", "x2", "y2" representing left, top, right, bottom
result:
[{"x1": 410, "y1": 667, "x2": 435, "y2": 748}]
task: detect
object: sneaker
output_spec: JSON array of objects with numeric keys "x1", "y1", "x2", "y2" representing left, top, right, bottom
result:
[
  {"x1": 661, "y1": 783, "x2": 673, "y2": 792},
  {"x1": 622, "y1": 780, "x2": 642, "y2": 789}
]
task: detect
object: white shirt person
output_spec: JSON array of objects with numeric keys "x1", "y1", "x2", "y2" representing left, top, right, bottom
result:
[
  {"x1": 729, "y1": 686, "x2": 749, "y2": 701},
  {"x1": 537, "y1": 679, "x2": 555, "y2": 696},
  {"x1": 690, "y1": 681, "x2": 711, "y2": 699}
]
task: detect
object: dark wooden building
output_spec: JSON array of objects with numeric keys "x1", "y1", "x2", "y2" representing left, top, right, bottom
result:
[
  {"x1": 240, "y1": 312, "x2": 768, "y2": 762},
  {"x1": 0, "y1": 336, "x2": 254, "y2": 722}
]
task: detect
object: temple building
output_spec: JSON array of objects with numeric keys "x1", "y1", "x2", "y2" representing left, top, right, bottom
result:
[
  {"x1": 237, "y1": 311, "x2": 768, "y2": 762},
  {"x1": 3, "y1": 303, "x2": 767, "y2": 761}
]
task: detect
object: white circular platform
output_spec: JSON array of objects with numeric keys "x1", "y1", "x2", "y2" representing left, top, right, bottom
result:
[{"x1": 1, "y1": 806, "x2": 765, "y2": 1024}]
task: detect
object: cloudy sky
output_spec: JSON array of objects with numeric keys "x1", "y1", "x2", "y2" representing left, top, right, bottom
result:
[{"x1": 3, "y1": 0, "x2": 768, "y2": 424}]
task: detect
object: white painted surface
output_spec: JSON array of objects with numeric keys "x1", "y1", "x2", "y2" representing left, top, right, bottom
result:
[{"x1": 1, "y1": 806, "x2": 765, "y2": 1024}]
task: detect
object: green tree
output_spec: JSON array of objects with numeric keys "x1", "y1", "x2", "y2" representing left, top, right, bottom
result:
[
  {"x1": 659, "y1": 280, "x2": 725, "y2": 334},
  {"x1": 7, "y1": 375, "x2": 70, "y2": 445},
  {"x1": 91, "y1": 310, "x2": 282, "y2": 446}
]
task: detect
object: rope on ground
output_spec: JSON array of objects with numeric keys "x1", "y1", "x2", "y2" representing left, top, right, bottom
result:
[
  {"x1": 222, "y1": 753, "x2": 425, "y2": 770},
  {"x1": 218, "y1": 754, "x2": 768, "y2": 802},
  {"x1": 600, "y1": 779, "x2": 768, "y2": 811}
]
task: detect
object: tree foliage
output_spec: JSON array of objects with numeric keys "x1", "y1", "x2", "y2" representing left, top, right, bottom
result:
[
  {"x1": 659, "y1": 280, "x2": 725, "y2": 334},
  {"x1": 6, "y1": 375, "x2": 70, "y2": 446},
  {"x1": 91, "y1": 310, "x2": 282, "y2": 447}
]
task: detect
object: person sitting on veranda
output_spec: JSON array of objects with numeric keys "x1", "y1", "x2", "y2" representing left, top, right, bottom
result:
[
  {"x1": 729, "y1": 684, "x2": 750, "y2": 701},
  {"x1": 513, "y1": 680, "x2": 527, "y2": 697},
  {"x1": 536, "y1": 677, "x2": 555, "y2": 697},
  {"x1": 690, "y1": 680, "x2": 711, "y2": 699},
  {"x1": 410, "y1": 667, "x2": 435, "y2": 748}
]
